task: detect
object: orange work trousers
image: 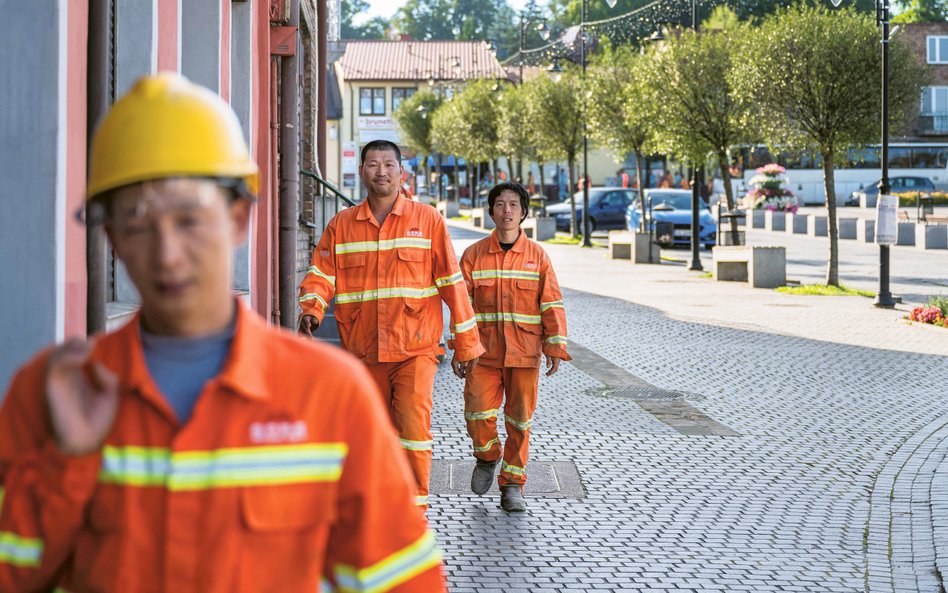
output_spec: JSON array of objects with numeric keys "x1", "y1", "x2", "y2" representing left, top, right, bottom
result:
[
  {"x1": 463, "y1": 365, "x2": 539, "y2": 487},
  {"x1": 366, "y1": 354, "x2": 439, "y2": 509}
]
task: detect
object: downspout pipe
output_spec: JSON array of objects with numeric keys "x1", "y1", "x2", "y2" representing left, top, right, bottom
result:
[
  {"x1": 279, "y1": 0, "x2": 301, "y2": 329},
  {"x1": 317, "y1": 0, "x2": 327, "y2": 178}
]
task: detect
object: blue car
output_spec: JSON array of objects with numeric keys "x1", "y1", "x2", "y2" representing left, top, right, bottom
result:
[
  {"x1": 625, "y1": 189, "x2": 717, "y2": 250},
  {"x1": 546, "y1": 187, "x2": 637, "y2": 232}
]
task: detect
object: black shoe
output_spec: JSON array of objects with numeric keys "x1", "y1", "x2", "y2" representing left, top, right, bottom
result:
[
  {"x1": 500, "y1": 485, "x2": 526, "y2": 512},
  {"x1": 471, "y1": 459, "x2": 498, "y2": 495}
]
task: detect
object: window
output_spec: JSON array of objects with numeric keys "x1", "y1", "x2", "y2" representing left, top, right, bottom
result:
[
  {"x1": 929, "y1": 36, "x2": 948, "y2": 63},
  {"x1": 359, "y1": 88, "x2": 385, "y2": 115},
  {"x1": 392, "y1": 88, "x2": 416, "y2": 113},
  {"x1": 921, "y1": 86, "x2": 948, "y2": 114}
]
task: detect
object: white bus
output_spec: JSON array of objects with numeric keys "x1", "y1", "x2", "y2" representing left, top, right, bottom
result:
[{"x1": 732, "y1": 143, "x2": 948, "y2": 205}]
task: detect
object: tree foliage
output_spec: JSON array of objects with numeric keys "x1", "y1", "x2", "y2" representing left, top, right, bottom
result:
[
  {"x1": 429, "y1": 80, "x2": 501, "y2": 164},
  {"x1": 734, "y1": 4, "x2": 928, "y2": 285},
  {"x1": 393, "y1": 0, "x2": 518, "y2": 56},
  {"x1": 496, "y1": 83, "x2": 536, "y2": 169},
  {"x1": 394, "y1": 90, "x2": 443, "y2": 158},
  {"x1": 341, "y1": 0, "x2": 387, "y2": 40},
  {"x1": 892, "y1": 0, "x2": 948, "y2": 23}
]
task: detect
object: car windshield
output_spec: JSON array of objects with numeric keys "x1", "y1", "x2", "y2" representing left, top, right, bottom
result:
[{"x1": 648, "y1": 193, "x2": 693, "y2": 210}]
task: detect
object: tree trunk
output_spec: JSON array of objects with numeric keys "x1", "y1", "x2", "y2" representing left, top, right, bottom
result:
[
  {"x1": 537, "y1": 159, "x2": 546, "y2": 216},
  {"x1": 568, "y1": 154, "x2": 577, "y2": 238},
  {"x1": 822, "y1": 150, "x2": 840, "y2": 287},
  {"x1": 718, "y1": 152, "x2": 740, "y2": 246},
  {"x1": 634, "y1": 149, "x2": 646, "y2": 231}
]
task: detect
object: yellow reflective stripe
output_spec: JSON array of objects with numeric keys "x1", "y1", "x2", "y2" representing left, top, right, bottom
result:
[
  {"x1": 399, "y1": 438, "x2": 433, "y2": 452},
  {"x1": 472, "y1": 269, "x2": 540, "y2": 281},
  {"x1": 545, "y1": 335, "x2": 568, "y2": 345},
  {"x1": 465, "y1": 409, "x2": 498, "y2": 421},
  {"x1": 99, "y1": 443, "x2": 348, "y2": 490},
  {"x1": 307, "y1": 265, "x2": 336, "y2": 286},
  {"x1": 335, "y1": 531, "x2": 441, "y2": 593},
  {"x1": 475, "y1": 312, "x2": 542, "y2": 324},
  {"x1": 501, "y1": 461, "x2": 526, "y2": 476},
  {"x1": 453, "y1": 317, "x2": 477, "y2": 334},
  {"x1": 336, "y1": 238, "x2": 432, "y2": 254},
  {"x1": 435, "y1": 271, "x2": 463, "y2": 288},
  {"x1": 505, "y1": 415, "x2": 532, "y2": 431},
  {"x1": 540, "y1": 300, "x2": 564, "y2": 312},
  {"x1": 473, "y1": 438, "x2": 499, "y2": 453},
  {"x1": 414, "y1": 495, "x2": 429, "y2": 507},
  {"x1": 0, "y1": 487, "x2": 4, "y2": 515},
  {"x1": 336, "y1": 286, "x2": 439, "y2": 304},
  {"x1": 299, "y1": 292, "x2": 329, "y2": 309},
  {"x1": 0, "y1": 531, "x2": 43, "y2": 568}
]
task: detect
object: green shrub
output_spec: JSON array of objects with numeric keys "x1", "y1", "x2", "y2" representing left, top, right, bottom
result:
[
  {"x1": 927, "y1": 294, "x2": 948, "y2": 317},
  {"x1": 896, "y1": 191, "x2": 948, "y2": 206}
]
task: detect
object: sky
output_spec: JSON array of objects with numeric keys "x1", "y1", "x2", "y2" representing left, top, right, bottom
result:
[{"x1": 353, "y1": 0, "x2": 547, "y2": 25}]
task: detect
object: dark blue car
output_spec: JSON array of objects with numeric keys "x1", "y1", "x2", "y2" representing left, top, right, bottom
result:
[
  {"x1": 546, "y1": 188, "x2": 638, "y2": 232},
  {"x1": 626, "y1": 189, "x2": 717, "y2": 249}
]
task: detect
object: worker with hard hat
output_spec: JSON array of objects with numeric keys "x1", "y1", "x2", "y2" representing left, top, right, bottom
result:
[
  {"x1": 298, "y1": 139, "x2": 484, "y2": 511},
  {"x1": 454, "y1": 182, "x2": 570, "y2": 512},
  {"x1": 0, "y1": 73, "x2": 445, "y2": 593}
]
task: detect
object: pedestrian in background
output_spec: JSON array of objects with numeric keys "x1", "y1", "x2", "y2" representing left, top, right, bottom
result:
[
  {"x1": 454, "y1": 183, "x2": 571, "y2": 512},
  {"x1": 0, "y1": 74, "x2": 445, "y2": 593},
  {"x1": 299, "y1": 139, "x2": 484, "y2": 511}
]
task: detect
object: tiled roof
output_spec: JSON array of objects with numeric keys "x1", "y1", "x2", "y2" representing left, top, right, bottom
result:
[{"x1": 337, "y1": 40, "x2": 508, "y2": 82}]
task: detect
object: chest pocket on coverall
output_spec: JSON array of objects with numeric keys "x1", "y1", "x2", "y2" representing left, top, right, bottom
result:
[
  {"x1": 335, "y1": 253, "x2": 366, "y2": 324},
  {"x1": 395, "y1": 248, "x2": 427, "y2": 288}
]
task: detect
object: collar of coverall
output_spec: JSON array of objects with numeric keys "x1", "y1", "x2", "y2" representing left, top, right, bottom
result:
[
  {"x1": 355, "y1": 192, "x2": 407, "y2": 221},
  {"x1": 488, "y1": 228, "x2": 527, "y2": 254},
  {"x1": 96, "y1": 298, "x2": 271, "y2": 407}
]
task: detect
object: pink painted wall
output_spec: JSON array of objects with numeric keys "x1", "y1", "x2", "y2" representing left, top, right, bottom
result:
[
  {"x1": 221, "y1": 0, "x2": 231, "y2": 101},
  {"x1": 65, "y1": 0, "x2": 89, "y2": 338},
  {"x1": 251, "y1": 0, "x2": 274, "y2": 321},
  {"x1": 157, "y1": 0, "x2": 179, "y2": 71}
]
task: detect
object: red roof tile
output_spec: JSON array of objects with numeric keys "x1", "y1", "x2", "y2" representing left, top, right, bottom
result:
[{"x1": 337, "y1": 40, "x2": 508, "y2": 82}]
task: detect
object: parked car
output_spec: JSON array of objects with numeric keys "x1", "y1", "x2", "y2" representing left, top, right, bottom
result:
[
  {"x1": 546, "y1": 187, "x2": 638, "y2": 232},
  {"x1": 847, "y1": 176, "x2": 935, "y2": 206},
  {"x1": 625, "y1": 189, "x2": 717, "y2": 250}
]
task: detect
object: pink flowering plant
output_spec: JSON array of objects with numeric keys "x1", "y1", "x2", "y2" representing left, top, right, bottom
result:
[
  {"x1": 743, "y1": 164, "x2": 798, "y2": 213},
  {"x1": 908, "y1": 295, "x2": 948, "y2": 328}
]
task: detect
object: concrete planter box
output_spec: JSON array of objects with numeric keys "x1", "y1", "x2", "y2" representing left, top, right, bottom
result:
[
  {"x1": 437, "y1": 200, "x2": 459, "y2": 219},
  {"x1": 786, "y1": 213, "x2": 809, "y2": 234},
  {"x1": 860, "y1": 193, "x2": 878, "y2": 209},
  {"x1": 765, "y1": 210, "x2": 786, "y2": 232},
  {"x1": 915, "y1": 223, "x2": 948, "y2": 249},
  {"x1": 857, "y1": 219, "x2": 875, "y2": 243},
  {"x1": 712, "y1": 246, "x2": 786, "y2": 289},
  {"x1": 750, "y1": 210, "x2": 766, "y2": 229},
  {"x1": 897, "y1": 222, "x2": 915, "y2": 246},
  {"x1": 470, "y1": 207, "x2": 496, "y2": 230},
  {"x1": 608, "y1": 231, "x2": 659, "y2": 264},
  {"x1": 837, "y1": 217, "x2": 858, "y2": 240},
  {"x1": 807, "y1": 216, "x2": 828, "y2": 237},
  {"x1": 522, "y1": 217, "x2": 556, "y2": 242}
]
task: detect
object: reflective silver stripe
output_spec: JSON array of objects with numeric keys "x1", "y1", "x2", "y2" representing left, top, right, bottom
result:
[
  {"x1": 414, "y1": 495, "x2": 429, "y2": 506},
  {"x1": 299, "y1": 292, "x2": 328, "y2": 309},
  {"x1": 505, "y1": 415, "x2": 532, "y2": 431},
  {"x1": 454, "y1": 317, "x2": 477, "y2": 334},
  {"x1": 465, "y1": 409, "x2": 498, "y2": 421},
  {"x1": 501, "y1": 461, "x2": 525, "y2": 476},
  {"x1": 399, "y1": 438, "x2": 433, "y2": 452},
  {"x1": 435, "y1": 271, "x2": 463, "y2": 288},
  {"x1": 0, "y1": 531, "x2": 43, "y2": 568},
  {"x1": 336, "y1": 286, "x2": 439, "y2": 304},
  {"x1": 540, "y1": 300, "x2": 564, "y2": 312},
  {"x1": 475, "y1": 312, "x2": 541, "y2": 324},
  {"x1": 473, "y1": 438, "x2": 499, "y2": 453},
  {"x1": 306, "y1": 265, "x2": 336, "y2": 286},
  {"x1": 472, "y1": 269, "x2": 540, "y2": 281},
  {"x1": 336, "y1": 238, "x2": 432, "y2": 254},
  {"x1": 545, "y1": 335, "x2": 568, "y2": 345}
]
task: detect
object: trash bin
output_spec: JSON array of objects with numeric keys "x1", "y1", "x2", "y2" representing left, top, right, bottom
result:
[{"x1": 919, "y1": 194, "x2": 934, "y2": 221}]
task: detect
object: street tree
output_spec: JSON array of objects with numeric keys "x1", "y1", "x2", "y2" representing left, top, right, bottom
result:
[
  {"x1": 587, "y1": 46, "x2": 656, "y2": 230},
  {"x1": 496, "y1": 83, "x2": 536, "y2": 183},
  {"x1": 892, "y1": 0, "x2": 948, "y2": 22},
  {"x1": 641, "y1": 25, "x2": 754, "y2": 242},
  {"x1": 341, "y1": 0, "x2": 387, "y2": 39},
  {"x1": 524, "y1": 72, "x2": 584, "y2": 237},
  {"x1": 394, "y1": 89, "x2": 443, "y2": 188},
  {"x1": 394, "y1": 0, "x2": 456, "y2": 40},
  {"x1": 735, "y1": 4, "x2": 927, "y2": 286}
]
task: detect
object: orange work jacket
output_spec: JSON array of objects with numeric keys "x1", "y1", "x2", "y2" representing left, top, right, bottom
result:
[
  {"x1": 458, "y1": 230, "x2": 571, "y2": 368},
  {"x1": 299, "y1": 195, "x2": 483, "y2": 364},
  {"x1": 0, "y1": 303, "x2": 445, "y2": 593}
]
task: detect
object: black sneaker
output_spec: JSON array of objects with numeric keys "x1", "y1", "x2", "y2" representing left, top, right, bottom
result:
[
  {"x1": 500, "y1": 485, "x2": 527, "y2": 512},
  {"x1": 470, "y1": 459, "x2": 498, "y2": 495}
]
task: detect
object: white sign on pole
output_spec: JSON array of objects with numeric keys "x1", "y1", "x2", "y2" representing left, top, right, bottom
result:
[
  {"x1": 875, "y1": 194, "x2": 898, "y2": 245},
  {"x1": 342, "y1": 142, "x2": 358, "y2": 176}
]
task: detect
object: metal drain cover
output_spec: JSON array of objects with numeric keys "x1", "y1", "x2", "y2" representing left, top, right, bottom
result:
[
  {"x1": 587, "y1": 386, "x2": 702, "y2": 401},
  {"x1": 429, "y1": 460, "x2": 585, "y2": 498}
]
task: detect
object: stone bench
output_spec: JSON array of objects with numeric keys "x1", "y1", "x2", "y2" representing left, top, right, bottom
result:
[
  {"x1": 522, "y1": 217, "x2": 556, "y2": 241},
  {"x1": 470, "y1": 207, "x2": 496, "y2": 230},
  {"x1": 786, "y1": 213, "x2": 808, "y2": 234},
  {"x1": 807, "y1": 216, "x2": 828, "y2": 237},
  {"x1": 765, "y1": 210, "x2": 786, "y2": 232},
  {"x1": 712, "y1": 246, "x2": 786, "y2": 289},
  {"x1": 609, "y1": 231, "x2": 659, "y2": 264},
  {"x1": 916, "y1": 223, "x2": 948, "y2": 250},
  {"x1": 857, "y1": 219, "x2": 875, "y2": 243},
  {"x1": 436, "y1": 200, "x2": 459, "y2": 219},
  {"x1": 838, "y1": 217, "x2": 858, "y2": 240}
]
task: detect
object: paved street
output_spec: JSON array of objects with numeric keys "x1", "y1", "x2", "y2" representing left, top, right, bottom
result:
[{"x1": 425, "y1": 222, "x2": 948, "y2": 593}]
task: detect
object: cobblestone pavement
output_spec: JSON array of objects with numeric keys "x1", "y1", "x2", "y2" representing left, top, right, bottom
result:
[{"x1": 427, "y1": 222, "x2": 948, "y2": 593}]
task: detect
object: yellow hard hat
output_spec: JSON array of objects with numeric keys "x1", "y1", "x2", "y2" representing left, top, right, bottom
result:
[{"x1": 87, "y1": 72, "x2": 259, "y2": 201}]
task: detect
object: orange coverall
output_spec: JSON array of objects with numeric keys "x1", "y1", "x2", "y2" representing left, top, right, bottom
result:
[
  {"x1": 0, "y1": 303, "x2": 445, "y2": 593},
  {"x1": 299, "y1": 195, "x2": 483, "y2": 507},
  {"x1": 457, "y1": 230, "x2": 570, "y2": 487}
]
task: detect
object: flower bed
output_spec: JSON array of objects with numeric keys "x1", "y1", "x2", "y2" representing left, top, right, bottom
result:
[
  {"x1": 742, "y1": 164, "x2": 798, "y2": 213},
  {"x1": 908, "y1": 295, "x2": 948, "y2": 329}
]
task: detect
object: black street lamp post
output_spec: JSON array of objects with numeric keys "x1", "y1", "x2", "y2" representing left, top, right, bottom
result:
[
  {"x1": 580, "y1": 0, "x2": 592, "y2": 247},
  {"x1": 686, "y1": 0, "x2": 704, "y2": 271}
]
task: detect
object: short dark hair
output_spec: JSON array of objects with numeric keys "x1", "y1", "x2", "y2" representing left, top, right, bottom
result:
[
  {"x1": 488, "y1": 182, "x2": 530, "y2": 222},
  {"x1": 360, "y1": 140, "x2": 402, "y2": 164}
]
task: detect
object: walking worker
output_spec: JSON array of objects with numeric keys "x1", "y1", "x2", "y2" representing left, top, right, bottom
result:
[
  {"x1": 453, "y1": 182, "x2": 571, "y2": 512},
  {"x1": 298, "y1": 139, "x2": 484, "y2": 510},
  {"x1": 0, "y1": 74, "x2": 445, "y2": 593}
]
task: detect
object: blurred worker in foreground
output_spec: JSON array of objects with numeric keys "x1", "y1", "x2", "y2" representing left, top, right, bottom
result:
[
  {"x1": 298, "y1": 139, "x2": 484, "y2": 511},
  {"x1": 0, "y1": 73, "x2": 445, "y2": 593},
  {"x1": 454, "y1": 182, "x2": 571, "y2": 512}
]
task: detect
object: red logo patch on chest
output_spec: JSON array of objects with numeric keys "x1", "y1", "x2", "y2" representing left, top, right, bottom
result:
[
  {"x1": 524, "y1": 261, "x2": 538, "y2": 269},
  {"x1": 250, "y1": 420, "x2": 309, "y2": 444},
  {"x1": 406, "y1": 227, "x2": 424, "y2": 238}
]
